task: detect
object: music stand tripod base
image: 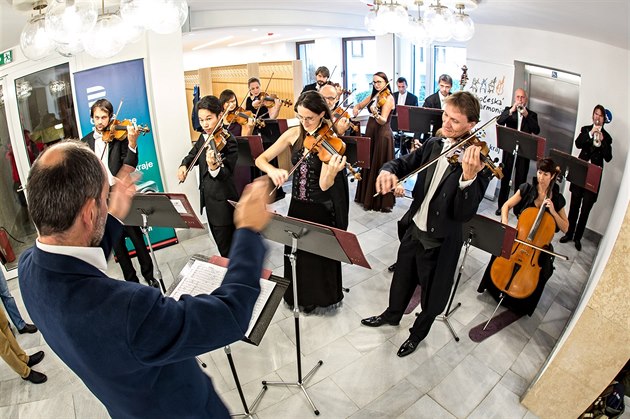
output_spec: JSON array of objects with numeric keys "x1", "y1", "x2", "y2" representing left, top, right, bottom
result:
[
  {"x1": 261, "y1": 234, "x2": 323, "y2": 416},
  {"x1": 225, "y1": 345, "x2": 267, "y2": 418}
]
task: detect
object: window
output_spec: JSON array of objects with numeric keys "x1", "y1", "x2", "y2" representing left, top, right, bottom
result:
[
  {"x1": 432, "y1": 45, "x2": 466, "y2": 92},
  {"x1": 412, "y1": 44, "x2": 427, "y2": 103},
  {"x1": 296, "y1": 41, "x2": 316, "y2": 85},
  {"x1": 342, "y1": 37, "x2": 376, "y2": 104}
]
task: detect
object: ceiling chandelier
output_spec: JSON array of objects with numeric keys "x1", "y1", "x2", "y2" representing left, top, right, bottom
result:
[
  {"x1": 18, "y1": 0, "x2": 189, "y2": 61},
  {"x1": 361, "y1": 0, "x2": 476, "y2": 43}
]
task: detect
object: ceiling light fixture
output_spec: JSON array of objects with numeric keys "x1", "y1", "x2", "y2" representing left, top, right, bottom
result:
[
  {"x1": 192, "y1": 35, "x2": 235, "y2": 51},
  {"x1": 18, "y1": 0, "x2": 190, "y2": 61},
  {"x1": 360, "y1": 0, "x2": 477, "y2": 43},
  {"x1": 227, "y1": 34, "x2": 280, "y2": 48}
]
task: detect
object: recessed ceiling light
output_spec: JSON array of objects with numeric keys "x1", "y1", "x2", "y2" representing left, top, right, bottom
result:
[
  {"x1": 192, "y1": 35, "x2": 235, "y2": 51},
  {"x1": 228, "y1": 34, "x2": 280, "y2": 47}
]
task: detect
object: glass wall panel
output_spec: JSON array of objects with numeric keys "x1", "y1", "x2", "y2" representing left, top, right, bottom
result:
[
  {"x1": 432, "y1": 45, "x2": 466, "y2": 92},
  {"x1": 14, "y1": 62, "x2": 78, "y2": 165},
  {"x1": 297, "y1": 41, "x2": 316, "y2": 86},
  {"x1": 412, "y1": 44, "x2": 428, "y2": 103},
  {"x1": 0, "y1": 83, "x2": 37, "y2": 270}
]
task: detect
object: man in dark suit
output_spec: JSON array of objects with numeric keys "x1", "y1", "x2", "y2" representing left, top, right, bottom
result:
[
  {"x1": 495, "y1": 88, "x2": 541, "y2": 215},
  {"x1": 19, "y1": 140, "x2": 271, "y2": 418},
  {"x1": 81, "y1": 99, "x2": 158, "y2": 288},
  {"x1": 361, "y1": 92, "x2": 490, "y2": 357},
  {"x1": 422, "y1": 74, "x2": 453, "y2": 109},
  {"x1": 560, "y1": 104, "x2": 613, "y2": 251},
  {"x1": 178, "y1": 95, "x2": 239, "y2": 257},
  {"x1": 393, "y1": 77, "x2": 419, "y2": 112},
  {"x1": 301, "y1": 66, "x2": 330, "y2": 93}
]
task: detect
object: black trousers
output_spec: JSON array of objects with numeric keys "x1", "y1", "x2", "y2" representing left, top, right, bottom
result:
[
  {"x1": 567, "y1": 186, "x2": 598, "y2": 241},
  {"x1": 113, "y1": 225, "x2": 155, "y2": 283},
  {"x1": 209, "y1": 224, "x2": 235, "y2": 258},
  {"x1": 382, "y1": 229, "x2": 453, "y2": 342},
  {"x1": 498, "y1": 153, "x2": 531, "y2": 209}
]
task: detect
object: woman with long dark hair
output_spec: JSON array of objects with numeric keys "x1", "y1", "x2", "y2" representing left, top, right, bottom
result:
[
  {"x1": 255, "y1": 91, "x2": 349, "y2": 312},
  {"x1": 352, "y1": 71, "x2": 396, "y2": 212}
]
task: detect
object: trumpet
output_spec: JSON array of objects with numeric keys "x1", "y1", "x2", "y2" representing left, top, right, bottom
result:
[
  {"x1": 516, "y1": 105, "x2": 524, "y2": 115},
  {"x1": 592, "y1": 129, "x2": 602, "y2": 147}
]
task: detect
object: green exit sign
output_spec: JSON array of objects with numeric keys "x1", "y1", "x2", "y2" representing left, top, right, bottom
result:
[{"x1": 0, "y1": 50, "x2": 13, "y2": 66}]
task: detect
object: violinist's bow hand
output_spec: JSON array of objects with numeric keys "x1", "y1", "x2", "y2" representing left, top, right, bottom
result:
[
  {"x1": 177, "y1": 165, "x2": 187, "y2": 183},
  {"x1": 267, "y1": 167, "x2": 289, "y2": 188},
  {"x1": 375, "y1": 170, "x2": 398, "y2": 196}
]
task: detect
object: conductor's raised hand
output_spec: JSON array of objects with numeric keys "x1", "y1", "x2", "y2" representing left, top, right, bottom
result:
[
  {"x1": 234, "y1": 177, "x2": 272, "y2": 232},
  {"x1": 109, "y1": 164, "x2": 139, "y2": 220},
  {"x1": 375, "y1": 170, "x2": 399, "y2": 195},
  {"x1": 461, "y1": 145, "x2": 484, "y2": 181}
]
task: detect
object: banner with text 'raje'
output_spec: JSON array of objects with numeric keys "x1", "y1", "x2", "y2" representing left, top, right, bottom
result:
[{"x1": 73, "y1": 59, "x2": 177, "y2": 253}]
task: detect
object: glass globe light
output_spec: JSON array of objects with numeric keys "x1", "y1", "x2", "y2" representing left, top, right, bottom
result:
[
  {"x1": 365, "y1": 9, "x2": 387, "y2": 36},
  {"x1": 410, "y1": 19, "x2": 432, "y2": 45},
  {"x1": 56, "y1": 39, "x2": 85, "y2": 57},
  {"x1": 120, "y1": 0, "x2": 150, "y2": 29},
  {"x1": 45, "y1": 0, "x2": 98, "y2": 46},
  {"x1": 451, "y1": 10, "x2": 474, "y2": 41},
  {"x1": 121, "y1": 24, "x2": 145, "y2": 44},
  {"x1": 377, "y1": 5, "x2": 409, "y2": 34},
  {"x1": 20, "y1": 14, "x2": 55, "y2": 61},
  {"x1": 83, "y1": 13, "x2": 127, "y2": 59},
  {"x1": 148, "y1": 0, "x2": 188, "y2": 34},
  {"x1": 425, "y1": 1, "x2": 454, "y2": 42}
]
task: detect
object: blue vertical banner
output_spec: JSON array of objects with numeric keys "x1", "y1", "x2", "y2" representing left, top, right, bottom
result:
[{"x1": 73, "y1": 59, "x2": 177, "y2": 252}]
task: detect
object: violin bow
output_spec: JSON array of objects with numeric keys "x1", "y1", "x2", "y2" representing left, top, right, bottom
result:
[
  {"x1": 179, "y1": 111, "x2": 230, "y2": 184},
  {"x1": 374, "y1": 115, "x2": 500, "y2": 197}
]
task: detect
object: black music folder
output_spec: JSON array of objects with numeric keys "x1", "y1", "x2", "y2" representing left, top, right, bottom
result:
[{"x1": 166, "y1": 254, "x2": 289, "y2": 346}]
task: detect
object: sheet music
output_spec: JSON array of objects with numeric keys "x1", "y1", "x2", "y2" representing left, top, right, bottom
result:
[
  {"x1": 170, "y1": 199, "x2": 188, "y2": 214},
  {"x1": 169, "y1": 260, "x2": 275, "y2": 338}
]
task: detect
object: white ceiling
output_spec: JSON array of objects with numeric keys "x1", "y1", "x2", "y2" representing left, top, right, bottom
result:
[{"x1": 1, "y1": 0, "x2": 629, "y2": 54}]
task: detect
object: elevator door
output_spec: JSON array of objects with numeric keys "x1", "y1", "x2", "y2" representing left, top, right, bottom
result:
[{"x1": 527, "y1": 71, "x2": 580, "y2": 156}]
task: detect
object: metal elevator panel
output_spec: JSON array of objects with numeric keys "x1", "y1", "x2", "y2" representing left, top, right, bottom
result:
[{"x1": 527, "y1": 72, "x2": 580, "y2": 156}]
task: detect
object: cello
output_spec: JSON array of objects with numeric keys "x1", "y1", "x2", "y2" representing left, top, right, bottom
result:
[{"x1": 484, "y1": 168, "x2": 569, "y2": 328}]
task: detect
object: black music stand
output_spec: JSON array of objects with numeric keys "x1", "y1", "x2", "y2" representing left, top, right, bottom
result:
[
  {"x1": 260, "y1": 212, "x2": 370, "y2": 415},
  {"x1": 340, "y1": 135, "x2": 372, "y2": 169},
  {"x1": 124, "y1": 193, "x2": 200, "y2": 293},
  {"x1": 496, "y1": 125, "x2": 546, "y2": 189},
  {"x1": 397, "y1": 105, "x2": 443, "y2": 139},
  {"x1": 167, "y1": 255, "x2": 289, "y2": 418},
  {"x1": 436, "y1": 215, "x2": 517, "y2": 341},
  {"x1": 549, "y1": 148, "x2": 602, "y2": 193}
]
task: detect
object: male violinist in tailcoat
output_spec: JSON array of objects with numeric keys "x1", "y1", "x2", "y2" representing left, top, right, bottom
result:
[
  {"x1": 81, "y1": 99, "x2": 158, "y2": 288},
  {"x1": 361, "y1": 91, "x2": 490, "y2": 358}
]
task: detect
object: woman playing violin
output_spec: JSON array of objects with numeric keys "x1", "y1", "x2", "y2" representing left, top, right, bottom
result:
[
  {"x1": 219, "y1": 89, "x2": 255, "y2": 137},
  {"x1": 477, "y1": 158, "x2": 569, "y2": 316},
  {"x1": 255, "y1": 91, "x2": 349, "y2": 313},
  {"x1": 245, "y1": 77, "x2": 282, "y2": 120},
  {"x1": 352, "y1": 71, "x2": 396, "y2": 212},
  {"x1": 177, "y1": 95, "x2": 238, "y2": 257}
]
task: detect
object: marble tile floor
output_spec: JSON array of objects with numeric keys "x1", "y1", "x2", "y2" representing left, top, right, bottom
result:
[{"x1": 2, "y1": 181, "x2": 628, "y2": 419}]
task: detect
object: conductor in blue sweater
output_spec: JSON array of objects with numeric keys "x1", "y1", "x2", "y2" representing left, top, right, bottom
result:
[{"x1": 19, "y1": 140, "x2": 271, "y2": 418}]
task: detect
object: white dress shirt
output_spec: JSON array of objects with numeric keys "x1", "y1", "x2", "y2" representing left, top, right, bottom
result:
[
  {"x1": 397, "y1": 92, "x2": 407, "y2": 106},
  {"x1": 36, "y1": 239, "x2": 108, "y2": 274}
]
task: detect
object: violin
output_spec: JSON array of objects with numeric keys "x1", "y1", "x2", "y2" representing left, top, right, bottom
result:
[
  {"x1": 102, "y1": 118, "x2": 150, "y2": 143},
  {"x1": 447, "y1": 134, "x2": 504, "y2": 180},
  {"x1": 332, "y1": 107, "x2": 359, "y2": 133},
  {"x1": 208, "y1": 128, "x2": 229, "y2": 167},
  {"x1": 260, "y1": 92, "x2": 293, "y2": 108},
  {"x1": 303, "y1": 124, "x2": 362, "y2": 181},
  {"x1": 331, "y1": 82, "x2": 352, "y2": 96},
  {"x1": 225, "y1": 108, "x2": 265, "y2": 128}
]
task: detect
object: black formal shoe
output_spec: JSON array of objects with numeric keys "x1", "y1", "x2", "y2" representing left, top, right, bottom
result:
[
  {"x1": 361, "y1": 315, "x2": 399, "y2": 327},
  {"x1": 27, "y1": 351, "x2": 45, "y2": 367},
  {"x1": 22, "y1": 369, "x2": 47, "y2": 384},
  {"x1": 494, "y1": 209, "x2": 501, "y2": 216},
  {"x1": 575, "y1": 240, "x2": 582, "y2": 251},
  {"x1": 147, "y1": 279, "x2": 160, "y2": 289},
  {"x1": 397, "y1": 338, "x2": 420, "y2": 357},
  {"x1": 387, "y1": 263, "x2": 396, "y2": 273},
  {"x1": 559, "y1": 235, "x2": 572, "y2": 244},
  {"x1": 18, "y1": 324, "x2": 38, "y2": 334}
]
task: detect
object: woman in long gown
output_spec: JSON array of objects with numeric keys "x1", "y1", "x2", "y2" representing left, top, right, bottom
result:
[
  {"x1": 477, "y1": 158, "x2": 569, "y2": 316},
  {"x1": 255, "y1": 91, "x2": 349, "y2": 312},
  {"x1": 352, "y1": 71, "x2": 396, "y2": 212}
]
